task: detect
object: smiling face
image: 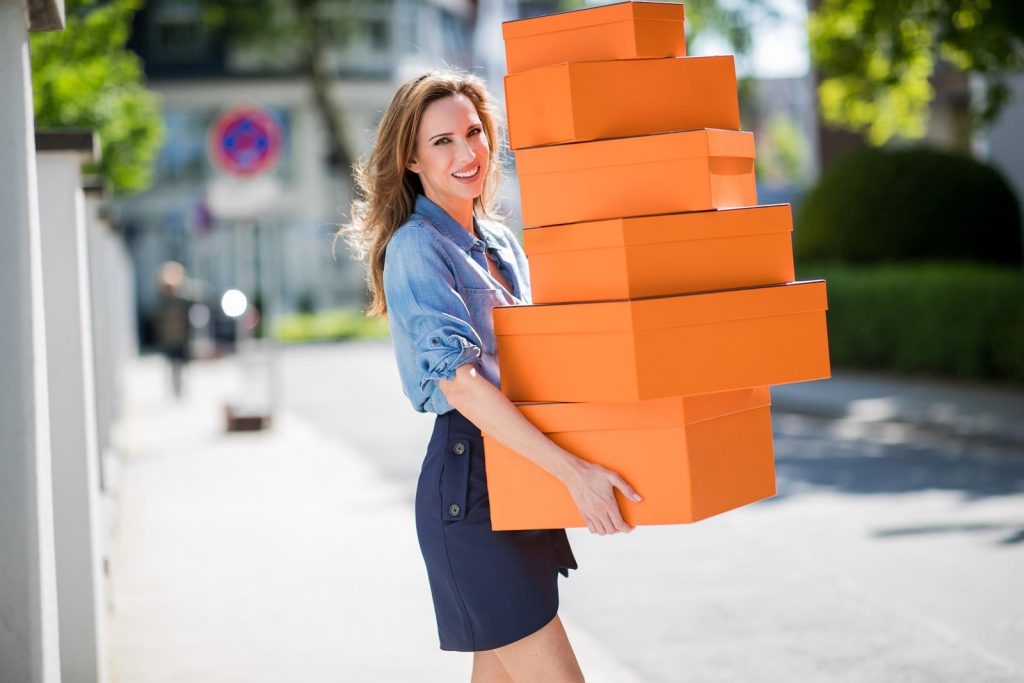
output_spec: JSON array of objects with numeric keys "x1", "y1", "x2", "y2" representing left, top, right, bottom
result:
[{"x1": 406, "y1": 93, "x2": 490, "y2": 212}]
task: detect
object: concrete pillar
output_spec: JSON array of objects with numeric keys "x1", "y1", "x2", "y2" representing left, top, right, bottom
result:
[
  {"x1": 0, "y1": 1, "x2": 65, "y2": 682},
  {"x1": 83, "y1": 182, "x2": 115, "y2": 493},
  {"x1": 36, "y1": 130, "x2": 109, "y2": 683},
  {"x1": 83, "y1": 180, "x2": 139, "y2": 623}
]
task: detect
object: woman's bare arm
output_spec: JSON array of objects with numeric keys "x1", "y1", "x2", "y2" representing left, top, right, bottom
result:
[{"x1": 438, "y1": 363, "x2": 641, "y2": 534}]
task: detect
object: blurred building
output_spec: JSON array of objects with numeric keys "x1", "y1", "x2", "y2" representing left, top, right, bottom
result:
[
  {"x1": 116, "y1": 0, "x2": 511, "y2": 350},
  {"x1": 117, "y1": 0, "x2": 835, "y2": 352}
]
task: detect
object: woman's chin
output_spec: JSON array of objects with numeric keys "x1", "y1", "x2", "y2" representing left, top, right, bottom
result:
[{"x1": 448, "y1": 180, "x2": 484, "y2": 200}]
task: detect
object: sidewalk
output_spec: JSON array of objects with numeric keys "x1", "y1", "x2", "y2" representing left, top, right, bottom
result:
[
  {"x1": 106, "y1": 354, "x2": 647, "y2": 683},
  {"x1": 770, "y1": 369, "x2": 1024, "y2": 448}
]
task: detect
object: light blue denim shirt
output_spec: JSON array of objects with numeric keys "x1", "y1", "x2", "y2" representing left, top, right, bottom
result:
[{"x1": 383, "y1": 192, "x2": 532, "y2": 415}]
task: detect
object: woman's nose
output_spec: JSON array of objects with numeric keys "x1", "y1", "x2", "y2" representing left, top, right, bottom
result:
[{"x1": 454, "y1": 137, "x2": 476, "y2": 163}]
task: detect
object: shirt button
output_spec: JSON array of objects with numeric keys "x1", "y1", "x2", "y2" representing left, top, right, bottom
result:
[
  {"x1": 449, "y1": 503, "x2": 461, "y2": 516},
  {"x1": 453, "y1": 441, "x2": 466, "y2": 455}
]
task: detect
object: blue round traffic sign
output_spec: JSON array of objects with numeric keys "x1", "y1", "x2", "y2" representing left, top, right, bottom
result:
[{"x1": 207, "y1": 107, "x2": 282, "y2": 176}]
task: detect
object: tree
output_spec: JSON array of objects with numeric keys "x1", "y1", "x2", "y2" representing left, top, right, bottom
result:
[
  {"x1": 31, "y1": 0, "x2": 165, "y2": 195},
  {"x1": 810, "y1": 0, "x2": 1024, "y2": 148}
]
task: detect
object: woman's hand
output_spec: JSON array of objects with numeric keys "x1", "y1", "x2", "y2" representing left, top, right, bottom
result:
[{"x1": 562, "y1": 459, "x2": 642, "y2": 535}]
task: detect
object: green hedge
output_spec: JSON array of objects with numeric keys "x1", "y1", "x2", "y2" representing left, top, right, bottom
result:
[
  {"x1": 271, "y1": 308, "x2": 389, "y2": 344},
  {"x1": 795, "y1": 146, "x2": 1023, "y2": 266},
  {"x1": 798, "y1": 262, "x2": 1024, "y2": 383}
]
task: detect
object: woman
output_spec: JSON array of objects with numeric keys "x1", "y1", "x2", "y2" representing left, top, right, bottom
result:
[{"x1": 336, "y1": 69, "x2": 642, "y2": 682}]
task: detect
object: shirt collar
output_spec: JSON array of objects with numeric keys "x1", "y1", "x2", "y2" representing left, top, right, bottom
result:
[{"x1": 413, "y1": 192, "x2": 489, "y2": 254}]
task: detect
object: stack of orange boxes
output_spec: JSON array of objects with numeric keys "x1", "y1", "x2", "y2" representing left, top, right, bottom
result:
[{"x1": 481, "y1": 1, "x2": 831, "y2": 530}]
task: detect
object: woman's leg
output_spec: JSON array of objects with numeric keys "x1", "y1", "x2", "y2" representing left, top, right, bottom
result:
[
  {"x1": 491, "y1": 613, "x2": 585, "y2": 683},
  {"x1": 471, "y1": 650, "x2": 515, "y2": 683}
]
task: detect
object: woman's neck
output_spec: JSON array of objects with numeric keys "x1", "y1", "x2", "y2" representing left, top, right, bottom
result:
[{"x1": 426, "y1": 190, "x2": 474, "y2": 235}]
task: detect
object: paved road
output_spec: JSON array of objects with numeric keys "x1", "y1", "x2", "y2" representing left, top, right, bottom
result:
[{"x1": 280, "y1": 340, "x2": 1024, "y2": 682}]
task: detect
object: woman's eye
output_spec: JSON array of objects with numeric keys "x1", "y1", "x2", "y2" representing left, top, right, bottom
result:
[{"x1": 434, "y1": 129, "x2": 481, "y2": 145}]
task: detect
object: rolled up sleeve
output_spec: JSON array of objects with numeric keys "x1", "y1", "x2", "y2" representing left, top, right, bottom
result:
[{"x1": 383, "y1": 225, "x2": 485, "y2": 413}]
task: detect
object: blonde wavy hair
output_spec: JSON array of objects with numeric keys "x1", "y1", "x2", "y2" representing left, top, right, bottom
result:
[{"x1": 333, "y1": 68, "x2": 508, "y2": 318}]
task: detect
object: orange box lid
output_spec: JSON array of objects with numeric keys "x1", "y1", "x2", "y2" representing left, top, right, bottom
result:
[
  {"x1": 502, "y1": 1, "x2": 684, "y2": 40},
  {"x1": 515, "y1": 128, "x2": 755, "y2": 177},
  {"x1": 507, "y1": 386, "x2": 771, "y2": 433},
  {"x1": 493, "y1": 280, "x2": 828, "y2": 335},
  {"x1": 523, "y1": 205, "x2": 793, "y2": 254},
  {"x1": 504, "y1": 55, "x2": 740, "y2": 149}
]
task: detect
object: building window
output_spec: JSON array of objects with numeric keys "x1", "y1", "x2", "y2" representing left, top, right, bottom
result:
[{"x1": 150, "y1": 0, "x2": 210, "y2": 63}]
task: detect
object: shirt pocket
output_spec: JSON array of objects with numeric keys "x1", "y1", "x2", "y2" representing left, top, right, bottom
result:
[{"x1": 461, "y1": 287, "x2": 503, "y2": 355}]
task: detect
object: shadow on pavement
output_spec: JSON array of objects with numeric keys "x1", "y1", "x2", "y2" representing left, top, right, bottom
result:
[{"x1": 766, "y1": 413, "x2": 1024, "y2": 502}]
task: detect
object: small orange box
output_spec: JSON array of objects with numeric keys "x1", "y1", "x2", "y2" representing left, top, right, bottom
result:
[
  {"x1": 523, "y1": 205, "x2": 795, "y2": 304},
  {"x1": 503, "y1": 1, "x2": 686, "y2": 76},
  {"x1": 494, "y1": 280, "x2": 831, "y2": 403},
  {"x1": 481, "y1": 387, "x2": 776, "y2": 530},
  {"x1": 516, "y1": 129, "x2": 757, "y2": 227},
  {"x1": 505, "y1": 56, "x2": 739, "y2": 150}
]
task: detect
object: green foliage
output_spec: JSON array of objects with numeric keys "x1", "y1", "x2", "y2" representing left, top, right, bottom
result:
[
  {"x1": 31, "y1": 0, "x2": 164, "y2": 195},
  {"x1": 798, "y1": 262, "x2": 1024, "y2": 383},
  {"x1": 795, "y1": 145, "x2": 1023, "y2": 266},
  {"x1": 754, "y1": 114, "x2": 811, "y2": 187},
  {"x1": 809, "y1": 0, "x2": 1024, "y2": 145},
  {"x1": 272, "y1": 307, "x2": 390, "y2": 343}
]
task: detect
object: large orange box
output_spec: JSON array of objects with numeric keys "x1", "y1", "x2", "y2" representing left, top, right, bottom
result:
[
  {"x1": 503, "y1": 1, "x2": 686, "y2": 76},
  {"x1": 481, "y1": 387, "x2": 776, "y2": 530},
  {"x1": 505, "y1": 56, "x2": 739, "y2": 150},
  {"x1": 494, "y1": 280, "x2": 831, "y2": 402},
  {"x1": 523, "y1": 205, "x2": 795, "y2": 303},
  {"x1": 516, "y1": 129, "x2": 757, "y2": 227}
]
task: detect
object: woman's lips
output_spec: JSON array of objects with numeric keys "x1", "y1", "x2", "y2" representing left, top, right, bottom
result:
[{"x1": 451, "y1": 164, "x2": 481, "y2": 182}]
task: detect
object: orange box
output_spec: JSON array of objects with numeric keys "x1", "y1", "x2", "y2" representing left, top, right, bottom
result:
[
  {"x1": 505, "y1": 56, "x2": 739, "y2": 150},
  {"x1": 481, "y1": 387, "x2": 776, "y2": 529},
  {"x1": 494, "y1": 280, "x2": 831, "y2": 402},
  {"x1": 516, "y1": 129, "x2": 757, "y2": 227},
  {"x1": 523, "y1": 205, "x2": 795, "y2": 304},
  {"x1": 503, "y1": 1, "x2": 686, "y2": 76}
]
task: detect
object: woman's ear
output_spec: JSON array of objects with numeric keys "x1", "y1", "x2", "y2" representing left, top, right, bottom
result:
[{"x1": 406, "y1": 155, "x2": 420, "y2": 174}]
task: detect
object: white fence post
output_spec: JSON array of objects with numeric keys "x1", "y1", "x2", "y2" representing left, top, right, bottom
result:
[
  {"x1": 0, "y1": 2, "x2": 66, "y2": 682},
  {"x1": 36, "y1": 129, "x2": 109, "y2": 683}
]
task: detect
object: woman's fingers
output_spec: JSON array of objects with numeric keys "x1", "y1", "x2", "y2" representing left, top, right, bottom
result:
[
  {"x1": 610, "y1": 473, "x2": 643, "y2": 503},
  {"x1": 603, "y1": 472, "x2": 636, "y2": 533},
  {"x1": 608, "y1": 509, "x2": 633, "y2": 533},
  {"x1": 584, "y1": 502, "x2": 631, "y2": 535}
]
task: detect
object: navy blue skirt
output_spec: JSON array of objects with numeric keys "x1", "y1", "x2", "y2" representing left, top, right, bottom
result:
[{"x1": 415, "y1": 407, "x2": 578, "y2": 652}]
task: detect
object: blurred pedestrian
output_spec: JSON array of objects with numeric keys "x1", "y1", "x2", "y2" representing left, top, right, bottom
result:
[{"x1": 154, "y1": 261, "x2": 194, "y2": 399}]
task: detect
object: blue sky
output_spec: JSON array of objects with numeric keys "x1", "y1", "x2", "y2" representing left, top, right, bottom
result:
[
  {"x1": 747, "y1": 0, "x2": 810, "y2": 78},
  {"x1": 690, "y1": 0, "x2": 811, "y2": 78}
]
